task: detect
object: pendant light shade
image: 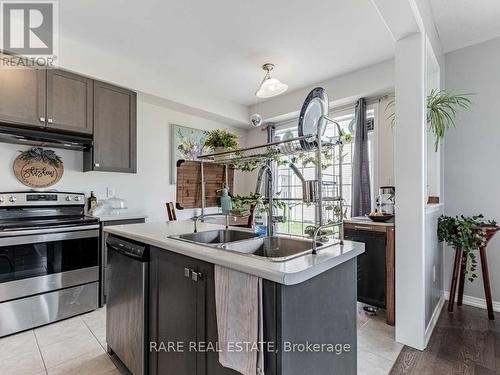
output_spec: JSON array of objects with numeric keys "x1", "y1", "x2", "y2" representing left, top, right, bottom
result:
[{"x1": 255, "y1": 63, "x2": 288, "y2": 98}]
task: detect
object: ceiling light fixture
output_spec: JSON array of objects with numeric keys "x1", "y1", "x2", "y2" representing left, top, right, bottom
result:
[{"x1": 255, "y1": 63, "x2": 288, "y2": 98}]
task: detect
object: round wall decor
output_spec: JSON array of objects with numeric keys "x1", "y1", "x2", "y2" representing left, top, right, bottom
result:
[{"x1": 13, "y1": 148, "x2": 64, "y2": 188}]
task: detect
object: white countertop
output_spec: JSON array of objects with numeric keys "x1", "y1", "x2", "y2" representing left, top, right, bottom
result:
[
  {"x1": 91, "y1": 212, "x2": 147, "y2": 222},
  {"x1": 104, "y1": 220, "x2": 365, "y2": 285},
  {"x1": 344, "y1": 216, "x2": 395, "y2": 227}
]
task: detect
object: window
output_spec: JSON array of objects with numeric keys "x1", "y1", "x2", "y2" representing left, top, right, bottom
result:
[{"x1": 274, "y1": 108, "x2": 374, "y2": 237}]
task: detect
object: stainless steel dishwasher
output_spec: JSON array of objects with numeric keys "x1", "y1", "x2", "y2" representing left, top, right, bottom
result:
[{"x1": 106, "y1": 235, "x2": 148, "y2": 375}]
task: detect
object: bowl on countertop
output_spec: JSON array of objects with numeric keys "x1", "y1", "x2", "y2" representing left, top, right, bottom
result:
[{"x1": 368, "y1": 213, "x2": 394, "y2": 222}]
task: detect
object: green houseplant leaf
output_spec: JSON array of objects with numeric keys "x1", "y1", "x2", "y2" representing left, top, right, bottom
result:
[
  {"x1": 203, "y1": 129, "x2": 239, "y2": 151},
  {"x1": 19, "y1": 147, "x2": 63, "y2": 168},
  {"x1": 385, "y1": 90, "x2": 473, "y2": 151},
  {"x1": 427, "y1": 89, "x2": 472, "y2": 151},
  {"x1": 438, "y1": 214, "x2": 497, "y2": 282}
]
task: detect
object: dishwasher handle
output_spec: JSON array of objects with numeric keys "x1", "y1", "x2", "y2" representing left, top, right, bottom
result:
[{"x1": 106, "y1": 236, "x2": 148, "y2": 261}]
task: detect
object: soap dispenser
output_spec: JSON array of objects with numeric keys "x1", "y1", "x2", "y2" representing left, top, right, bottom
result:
[{"x1": 219, "y1": 183, "x2": 232, "y2": 214}]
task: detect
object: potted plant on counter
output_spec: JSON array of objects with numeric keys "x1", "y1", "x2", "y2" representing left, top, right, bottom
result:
[{"x1": 203, "y1": 129, "x2": 239, "y2": 154}]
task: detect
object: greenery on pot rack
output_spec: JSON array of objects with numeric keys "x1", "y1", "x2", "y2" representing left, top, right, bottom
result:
[
  {"x1": 231, "y1": 193, "x2": 265, "y2": 215},
  {"x1": 19, "y1": 147, "x2": 63, "y2": 168},
  {"x1": 326, "y1": 203, "x2": 348, "y2": 221},
  {"x1": 232, "y1": 147, "x2": 288, "y2": 172},
  {"x1": 438, "y1": 214, "x2": 497, "y2": 282},
  {"x1": 203, "y1": 129, "x2": 239, "y2": 151},
  {"x1": 231, "y1": 192, "x2": 288, "y2": 216},
  {"x1": 303, "y1": 200, "x2": 347, "y2": 237},
  {"x1": 387, "y1": 89, "x2": 473, "y2": 152}
]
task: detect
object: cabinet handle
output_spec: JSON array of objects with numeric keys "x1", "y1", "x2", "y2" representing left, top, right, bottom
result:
[
  {"x1": 184, "y1": 268, "x2": 190, "y2": 278},
  {"x1": 191, "y1": 271, "x2": 202, "y2": 282},
  {"x1": 39, "y1": 117, "x2": 46, "y2": 123},
  {"x1": 354, "y1": 225, "x2": 373, "y2": 230},
  {"x1": 47, "y1": 118, "x2": 53, "y2": 124}
]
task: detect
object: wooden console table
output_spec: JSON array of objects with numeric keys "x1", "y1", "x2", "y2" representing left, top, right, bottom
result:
[{"x1": 448, "y1": 226, "x2": 499, "y2": 320}]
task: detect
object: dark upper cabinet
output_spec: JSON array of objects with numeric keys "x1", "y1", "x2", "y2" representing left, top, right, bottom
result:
[
  {"x1": 0, "y1": 58, "x2": 92, "y2": 134},
  {"x1": 0, "y1": 55, "x2": 46, "y2": 128},
  {"x1": 85, "y1": 81, "x2": 137, "y2": 173},
  {"x1": 46, "y1": 69, "x2": 93, "y2": 134}
]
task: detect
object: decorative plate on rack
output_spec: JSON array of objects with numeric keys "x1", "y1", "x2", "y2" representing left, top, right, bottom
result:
[{"x1": 298, "y1": 87, "x2": 329, "y2": 151}]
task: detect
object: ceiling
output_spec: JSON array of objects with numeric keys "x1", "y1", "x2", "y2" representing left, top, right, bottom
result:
[
  {"x1": 430, "y1": 0, "x2": 500, "y2": 53},
  {"x1": 59, "y1": 0, "x2": 394, "y2": 106}
]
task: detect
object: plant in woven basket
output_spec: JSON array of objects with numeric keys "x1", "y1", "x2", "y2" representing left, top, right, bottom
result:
[
  {"x1": 203, "y1": 129, "x2": 239, "y2": 151},
  {"x1": 438, "y1": 214, "x2": 497, "y2": 282},
  {"x1": 19, "y1": 147, "x2": 63, "y2": 168}
]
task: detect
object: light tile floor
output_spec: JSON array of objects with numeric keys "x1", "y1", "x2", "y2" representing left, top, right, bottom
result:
[
  {"x1": 0, "y1": 303, "x2": 401, "y2": 375},
  {"x1": 357, "y1": 304, "x2": 403, "y2": 375}
]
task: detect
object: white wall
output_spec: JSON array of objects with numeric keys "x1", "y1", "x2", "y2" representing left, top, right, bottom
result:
[
  {"x1": 444, "y1": 37, "x2": 500, "y2": 308},
  {"x1": 424, "y1": 204, "x2": 444, "y2": 341},
  {"x1": 57, "y1": 35, "x2": 249, "y2": 126},
  {"x1": 249, "y1": 59, "x2": 395, "y2": 122},
  {"x1": 0, "y1": 94, "x2": 247, "y2": 221}
]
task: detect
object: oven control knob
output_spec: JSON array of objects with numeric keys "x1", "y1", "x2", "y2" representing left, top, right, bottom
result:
[
  {"x1": 0, "y1": 196, "x2": 4, "y2": 203},
  {"x1": 74, "y1": 196, "x2": 82, "y2": 202},
  {"x1": 65, "y1": 196, "x2": 72, "y2": 201},
  {"x1": 9, "y1": 196, "x2": 16, "y2": 203}
]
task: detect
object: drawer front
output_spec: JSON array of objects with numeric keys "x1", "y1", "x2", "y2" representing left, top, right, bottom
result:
[{"x1": 0, "y1": 282, "x2": 98, "y2": 337}]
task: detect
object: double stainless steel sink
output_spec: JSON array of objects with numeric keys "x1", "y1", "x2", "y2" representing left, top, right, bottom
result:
[
  {"x1": 174, "y1": 229, "x2": 258, "y2": 244},
  {"x1": 170, "y1": 229, "x2": 322, "y2": 262}
]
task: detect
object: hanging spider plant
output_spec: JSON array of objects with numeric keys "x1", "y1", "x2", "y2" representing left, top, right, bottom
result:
[{"x1": 386, "y1": 89, "x2": 472, "y2": 151}]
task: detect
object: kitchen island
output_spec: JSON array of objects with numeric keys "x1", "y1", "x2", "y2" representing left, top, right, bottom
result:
[{"x1": 104, "y1": 220, "x2": 364, "y2": 375}]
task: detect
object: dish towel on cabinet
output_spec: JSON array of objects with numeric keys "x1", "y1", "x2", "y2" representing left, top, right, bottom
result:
[{"x1": 214, "y1": 265, "x2": 264, "y2": 375}]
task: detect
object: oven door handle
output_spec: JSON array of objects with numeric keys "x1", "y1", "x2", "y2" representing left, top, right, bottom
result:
[
  {"x1": 0, "y1": 224, "x2": 100, "y2": 238},
  {"x1": 0, "y1": 227, "x2": 99, "y2": 247}
]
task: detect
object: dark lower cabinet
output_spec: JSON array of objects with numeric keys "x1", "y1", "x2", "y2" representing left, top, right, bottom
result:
[
  {"x1": 149, "y1": 248, "x2": 238, "y2": 375},
  {"x1": 344, "y1": 222, "x2": 395, "y2": 326},
  {"x1": 345, "y1": 228, "x2": 387, "y2": 308},
  {"x1": 149, "y1": 247, "x2": 358, "y2": 375},
  {"x1": 263, "y1": 260, "x2": 357, "y2": 375}
]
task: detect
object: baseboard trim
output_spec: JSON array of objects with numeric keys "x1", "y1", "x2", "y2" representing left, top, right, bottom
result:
[
  {"x1": 424, "y1": 294, "x2": 445, "y2": 348},
  {"x1": 444, "y1": 291, "x2": 500, "y2": 313}
]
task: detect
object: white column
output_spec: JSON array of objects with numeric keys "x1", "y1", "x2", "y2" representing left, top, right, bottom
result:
[{"x1": 394, "y1": 32, "x2": 427, "y2": 350}]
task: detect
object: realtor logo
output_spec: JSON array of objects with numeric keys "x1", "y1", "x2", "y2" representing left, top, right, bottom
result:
[{"x1": 1, "y1": 1, "x2": 58, "y2": 56}]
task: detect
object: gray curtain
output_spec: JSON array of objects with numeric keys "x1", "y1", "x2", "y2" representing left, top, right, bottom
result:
[{"x1": 351, "y1": 98, "x2": 371, "y2": 216}]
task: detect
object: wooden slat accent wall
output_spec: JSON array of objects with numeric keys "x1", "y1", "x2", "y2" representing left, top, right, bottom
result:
[{"x1": 176, "y1": 160, "x2": 234, "y2": 209}]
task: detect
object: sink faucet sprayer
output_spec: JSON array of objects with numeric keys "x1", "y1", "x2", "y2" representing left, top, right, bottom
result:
[{"x1": 193, "y1": 213, "x2": 229, "y2": 233}]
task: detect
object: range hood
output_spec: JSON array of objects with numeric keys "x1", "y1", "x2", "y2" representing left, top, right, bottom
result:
[{"x1": 0, "y1": 125, "x2": 93, "y2": 151}]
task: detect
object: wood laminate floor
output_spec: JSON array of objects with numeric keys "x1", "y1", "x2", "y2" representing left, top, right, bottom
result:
[{"x1": 391, "y1": 305, "x2": 500, "y2": 374}]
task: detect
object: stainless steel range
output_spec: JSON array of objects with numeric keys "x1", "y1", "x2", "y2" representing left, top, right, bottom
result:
[{"x1": 0, "y1": 191, "x2": 100, "y2": 337}]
